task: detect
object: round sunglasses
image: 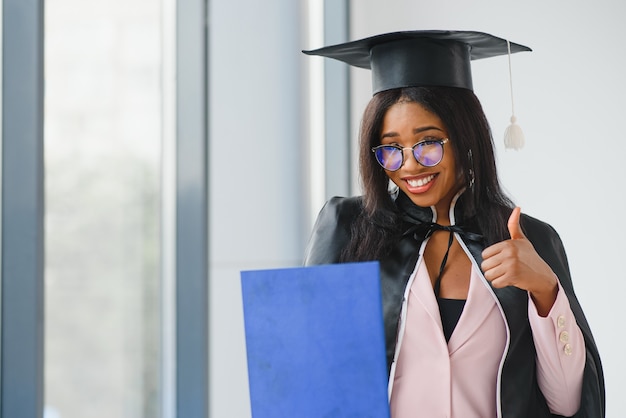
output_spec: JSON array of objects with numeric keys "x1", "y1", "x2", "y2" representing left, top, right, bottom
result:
[{"x1": 371, "y1": 138, "x2": 449, "y2": 171}]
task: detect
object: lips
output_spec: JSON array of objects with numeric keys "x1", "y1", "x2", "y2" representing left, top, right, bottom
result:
[
  {"x1": 407, "y1": 174, "x2": 435, "y2": 188},
  {"x1": 404, "y1": 173, "x2": 437, "y2": 193}
]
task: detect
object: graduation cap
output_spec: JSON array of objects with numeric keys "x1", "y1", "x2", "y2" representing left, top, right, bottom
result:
[
  {"x1": 303, "y1": 30, "x2": 531, "y2": 93},
  {"x1": 303, "y1": 30, "x2": 531, "y2": 149}
]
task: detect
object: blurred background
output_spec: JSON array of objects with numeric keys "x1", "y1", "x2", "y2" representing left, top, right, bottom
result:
[{"x1": 2, "y1": 0, "x2": 622, "y2": 417}]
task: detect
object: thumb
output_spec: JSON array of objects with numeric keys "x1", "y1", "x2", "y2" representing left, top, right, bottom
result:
[{"x1": 508, "y1": 207, "x2": 526, "y2": 240}]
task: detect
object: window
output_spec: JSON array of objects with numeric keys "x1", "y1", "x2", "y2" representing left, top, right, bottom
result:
[{"x1": 44, "y1": 1, "x2": 163, "y2": 416}]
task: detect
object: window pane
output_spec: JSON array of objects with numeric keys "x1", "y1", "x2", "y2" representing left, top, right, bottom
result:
[{"x1": 44, "y1": 1, "x2": 162, "y2": 417}]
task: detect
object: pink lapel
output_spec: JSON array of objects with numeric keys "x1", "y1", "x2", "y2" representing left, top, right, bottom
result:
[
  {"x1": 447, "y1": 266, "x2": 499, "y2": 354},
  {"x1": 411, "y1": 260, "x2": 444, "y2": 336},
  {"x1": 410, "y1": 252, "x2": 501, "y2": 355}
]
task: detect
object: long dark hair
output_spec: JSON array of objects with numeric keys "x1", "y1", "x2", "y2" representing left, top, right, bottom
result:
[{"x1": 342, "y1": 86, "x2": 514, "y2": 261}]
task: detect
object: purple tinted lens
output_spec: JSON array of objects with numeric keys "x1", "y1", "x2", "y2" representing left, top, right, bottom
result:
[
  {"x1": 375, "y1": 146, "x2": 402, "y2": 170},
  {"x1": 414, "y1": 142, "x2": 443, "y2": 167}
]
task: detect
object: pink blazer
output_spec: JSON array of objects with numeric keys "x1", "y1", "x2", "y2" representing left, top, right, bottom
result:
[{"x1": 389, "y1": 250, "x2": 584, "y2": 418}]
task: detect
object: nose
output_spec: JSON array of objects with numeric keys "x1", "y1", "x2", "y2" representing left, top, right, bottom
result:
[{"x1": 400, "y1": 147, "x2": 419, "y2": 169}]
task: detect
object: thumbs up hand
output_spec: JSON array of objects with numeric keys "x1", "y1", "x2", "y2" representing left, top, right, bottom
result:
[
  {"x1": 481, "y1": 207, "x2": 558, "y2": 316},
  {"x1": 507, "y1": 206, "x2": 526, "y2": 240}
]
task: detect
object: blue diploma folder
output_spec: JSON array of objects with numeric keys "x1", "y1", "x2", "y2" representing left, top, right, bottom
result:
[{"x1": 241, "y1": 262, "x2": 390, "y2": 418}]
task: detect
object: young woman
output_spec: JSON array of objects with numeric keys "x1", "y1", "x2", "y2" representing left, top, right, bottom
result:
[{"x1": 303, "y1": 31, "x2": 604, "y2": 418}]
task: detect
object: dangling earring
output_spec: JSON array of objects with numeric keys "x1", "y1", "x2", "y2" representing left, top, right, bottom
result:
[{"x1": 468, "y1": 150, "x2": 475, "y2": 191}]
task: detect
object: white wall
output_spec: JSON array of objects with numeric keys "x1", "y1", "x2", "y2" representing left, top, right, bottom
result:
[
  {"x1": 351, "y1": 2, "x2": 625, "y2": 416},
  {"x1": 208, "y1": 1, "x2": 624, "y2": 416},
  {"x1": 208, "y1": 2, "x2": 308, "y2": 417}
]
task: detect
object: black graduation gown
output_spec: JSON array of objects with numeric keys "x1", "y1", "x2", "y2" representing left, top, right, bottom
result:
[{"x1": 304, "y1": 193, "x2": 605, "y2": 418}]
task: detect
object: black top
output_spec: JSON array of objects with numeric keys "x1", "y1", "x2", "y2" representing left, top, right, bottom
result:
[{"x1": 438, "y1": 298, "x2": 466, "y2": 342}]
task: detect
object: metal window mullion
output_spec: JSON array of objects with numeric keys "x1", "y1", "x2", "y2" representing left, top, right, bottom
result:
[
  {"x1": 323, "y1": 0, "x2": 351, "y2": 199},
  {"x1": 175, "y1": 0, "x2": 209, "y2": 417},
  {"x1": 161, "y1": 0, "x2": 177, "y2": 416},
  {"x1": 1, "y1": 0, "x2": 45, "y2": 417}
]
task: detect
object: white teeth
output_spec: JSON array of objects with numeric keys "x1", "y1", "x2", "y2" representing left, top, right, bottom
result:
[{"x1": 407, "y1": 174, "x2": 435, "y2": 187}]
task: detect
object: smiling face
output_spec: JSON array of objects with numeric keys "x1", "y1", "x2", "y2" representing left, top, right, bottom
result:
[{"x1": 380, "y1": 101, "x2": 462, "y2": 223}]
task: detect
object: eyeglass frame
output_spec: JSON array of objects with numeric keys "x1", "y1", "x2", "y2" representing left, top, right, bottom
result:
[{"x1": 371, "y1": 137, "x2": 449, "y2": 171}]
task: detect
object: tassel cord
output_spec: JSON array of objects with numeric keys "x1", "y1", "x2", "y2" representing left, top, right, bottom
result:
[{"x1": 507, "y1": 39, "x2": 516, "y2": 118}]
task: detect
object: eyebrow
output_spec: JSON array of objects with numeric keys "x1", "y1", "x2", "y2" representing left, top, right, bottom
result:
[{"x1": 380, "y1": 126, "x2": 445, "y2": 139}]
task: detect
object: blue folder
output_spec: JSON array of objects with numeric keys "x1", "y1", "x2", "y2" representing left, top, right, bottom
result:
[{"x1": 241, "y1": 262, "x2": 390, "y2": 418}]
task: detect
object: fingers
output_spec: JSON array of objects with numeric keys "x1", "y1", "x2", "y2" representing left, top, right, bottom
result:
[
  {"x1": 481, "y1": 243, "x2": 518, "y2": 285},
  {"x1": 507, "y1": 206, "x2": 526, "y2": 240},
  {"x1": 482, "y1": 207, "x2": 525, "y2": 260},
  {"x1": 482, "y1": 207, "x2": 525, "y2": 286},
  {"x1": 482, "y1": 241, "x2": 503, "y2": 259},
  {"x1": 481, "y1": 262, "x2": 507, "y2": 286},
  {"x1": 481, "y1": 207, "x2": 556, "y2": 298}
]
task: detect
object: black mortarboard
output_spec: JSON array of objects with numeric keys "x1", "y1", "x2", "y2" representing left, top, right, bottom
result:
[{"x1": 303, "y1": 30, "x2": 531, "y2": 94}]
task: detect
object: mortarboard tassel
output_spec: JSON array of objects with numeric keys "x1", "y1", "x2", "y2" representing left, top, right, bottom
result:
[
  {"x1": 504, "y1": 116, "x2": 525, "y2": 150},
  {"x1": 504, "y1": 40, "x2": 525, "y2": 150}
]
